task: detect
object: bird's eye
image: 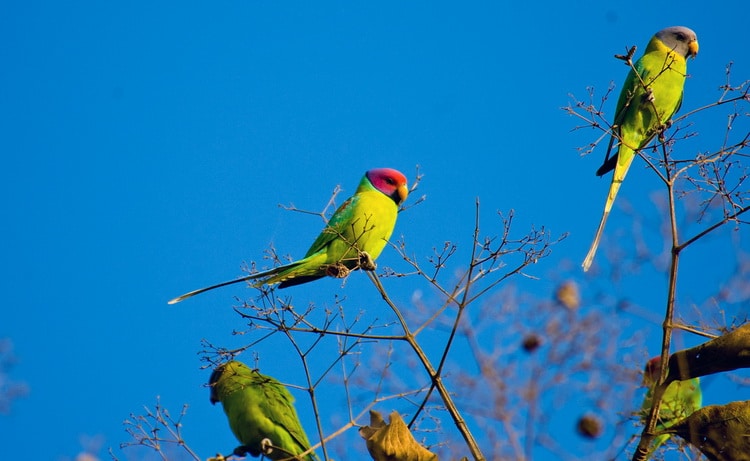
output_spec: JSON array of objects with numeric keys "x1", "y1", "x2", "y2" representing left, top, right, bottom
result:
[
  {"x1": 386, "y1": 177, "x2": 395, "y2": 185},
  {"x1": 676, "y1": 32, "x2": 686, "y2": 41}
]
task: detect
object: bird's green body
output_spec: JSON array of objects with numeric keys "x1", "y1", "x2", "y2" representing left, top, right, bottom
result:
[
  {"x1": 169, "y1": 168, "x2": 408, "y2": 303},
  {"x1": 640, "y1": 356, "x2": 702, "y2": 453},
  {"x1": 583, "y1": 27, "x2": 698, "y2": 271},
  {"x1": 210, "y1": 361, "x2": 317, "y2": 461}
]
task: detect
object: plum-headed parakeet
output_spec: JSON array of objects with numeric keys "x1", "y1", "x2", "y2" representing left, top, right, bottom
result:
[
  {"x1": 640, "y1": 356, "x2": 702, "y2": 453},
  {"x1": 210, "y1": 360, "x2": 318, "y2": 461},
  {"x1": 582, "y1": 27, "x2": 699, "y2": 271},
  {"x1": 169, "y1": 168, "x2": 408, "y2": 304}
]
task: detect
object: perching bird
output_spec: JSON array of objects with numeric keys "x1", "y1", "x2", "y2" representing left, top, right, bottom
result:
[
  {"x1": 210, "y1": 360, "x2": 318, "y2": 461},
  {"x1": 640, "y1": 356, "x2": 702, "y2": 453},
  {"x1": 582, "y1": 27, "x2": 699, "y2": 272},
  {"x1": 169, "y1": 168, "x2": 408, "y2": 304}
]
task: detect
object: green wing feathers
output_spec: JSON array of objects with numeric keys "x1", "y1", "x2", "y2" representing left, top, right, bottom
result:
[
  {"x1": 639, "y1": 356, "x2": 702, "y2": 453},
  {"x1": 302, "y1": 196, "x2": 359, "y2": 259},
  {"x1": 641, "y1": 378, "x2": 702, "y2": 452}
]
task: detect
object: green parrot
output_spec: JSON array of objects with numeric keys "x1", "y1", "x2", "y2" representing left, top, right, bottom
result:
[
  {"x1": 210, "y1": 360, "x2": 318, "y2": 461},
  {"x1": 582, "y1": 26, "x2": 699, "y2": 272},
  {"x1": 640, "y1": 356, "x2": 702, "y2": 454},
  {"x1": 169, "y1": 168, "x2": 408, "y2": 304}
]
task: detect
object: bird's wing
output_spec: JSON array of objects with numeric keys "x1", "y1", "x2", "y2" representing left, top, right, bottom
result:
[
  {"x1": 258, "y1": 374, "x2": 313, "y2": 457},
  {"x1": 302, "y1": 194, "x2": 359, "y2": 258},
  {"x1": 598, "y1": 59, "x2": 645, "y2": 176}
]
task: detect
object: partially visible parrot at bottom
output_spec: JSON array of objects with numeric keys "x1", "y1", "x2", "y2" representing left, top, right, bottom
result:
[
  {"x1": 210, "y1": 360, "x2": 318, "y2": 461},
  {"x1": 639, "y1": 356, "x2": 702, "y2": 454}
]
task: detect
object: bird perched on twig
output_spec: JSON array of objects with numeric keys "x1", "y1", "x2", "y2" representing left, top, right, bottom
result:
[
  {"x1": 583, "y1": 26, "x2": 698, "y2": 271},
  {"x1": 169, "y1": 168, "x2": 408, "y2": 304}
]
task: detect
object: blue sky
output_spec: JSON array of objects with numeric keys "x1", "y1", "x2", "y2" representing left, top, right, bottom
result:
[{"x1": 2, "y1": 1, "x2": 749, "y2": 460}]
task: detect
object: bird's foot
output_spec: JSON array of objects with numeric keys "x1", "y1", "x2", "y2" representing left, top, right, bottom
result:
[
  {"x1": 232, "y1": 445, "x2": 249, "y2": 457},
  {"x1": 358, "y1": 251, "x2": 377, "y2": 271},
  {"x1": 233, "y1": 444, "x2": 260, "y2": 458},
  {"x1": 325, "y1": 262, "x2": 352, "y2": 279},
  {"x1": 260, "y1": 438, "x2": 274, "y2": 456},
  {"x1": 656, "y1": 120, "x2": 672, "y2": 142},
  {"x1": 642, "y1": 86, "x2": 655, "y2": 103}
]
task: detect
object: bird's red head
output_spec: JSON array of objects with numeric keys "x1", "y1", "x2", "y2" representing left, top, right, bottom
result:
[
  {"x1": 644, "y1": 356, "x2": 662, "y2": 384},
  {"x1": 366, "y1": 168, "x2": 409, "y2": 205}
]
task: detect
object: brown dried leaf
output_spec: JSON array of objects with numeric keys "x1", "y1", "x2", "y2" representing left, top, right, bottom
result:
[
  {"x1": 359, "y1": 411, "x2": 438, "y2": 461},
  {"x1": 554, "y1": 280, "x2": 580, "y2": 310},
  {"x1": 667, "y1": 400, "x2": 750, "y2": 461},
  {"x1": 665, "y1": 323, "x2": 750, "y2": 384}
]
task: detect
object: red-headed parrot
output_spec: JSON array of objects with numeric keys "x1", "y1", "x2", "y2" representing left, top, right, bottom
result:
[
  {"x1": 582, "y1": 27, "x2": 699, "y2": 272},
  {"x1": 640, "y1": 356, "x2": 702, "y2": 453},
  {"x1": 169, "y1": 168, "x2": 408, "y2": 304},
  {"x1": 210, "y1": 360, "x2": 318, "y2": 461}
]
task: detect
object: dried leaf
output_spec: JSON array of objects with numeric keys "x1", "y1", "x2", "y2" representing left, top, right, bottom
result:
[
  {"x1": 666, "y1": 400, "x2": 750, "y2": 461},
  {"x1": 359, "y1": 411, "x2": 438, "y2": 461},
  {"x1": 554, "y1": 281, "x2": 580, "y2": 310},
  {"x1": 665, "y1": 323, "x2": 750, "y2": 384}
]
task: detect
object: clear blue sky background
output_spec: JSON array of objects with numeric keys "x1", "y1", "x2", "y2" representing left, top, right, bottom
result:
[{"x1": 2, "y1": 1, "x2": 748, "y2": 460}]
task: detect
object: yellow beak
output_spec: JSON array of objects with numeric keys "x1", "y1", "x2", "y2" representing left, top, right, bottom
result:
[
  {"x1": 688, "y1": 40, "x2": 699, "y2": 58},
  {"x1": 397, "y1": 184, "x2": 409, "y2": 205}
]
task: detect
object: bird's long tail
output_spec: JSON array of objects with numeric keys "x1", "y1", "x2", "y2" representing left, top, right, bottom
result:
[
  {"x1": 582, "y1": 176, "x2": 624, "y2": 272},
  {"x1": 168, "y1": 275, "x2": 257, "y2": 304},
  {"x1": 167, "y1": 264, "x2": 294, "y2": 304}
]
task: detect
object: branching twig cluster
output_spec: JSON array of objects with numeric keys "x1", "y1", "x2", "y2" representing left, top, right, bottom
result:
[
  {"x1": 118, "y1": 398, "x2": 201, "y2": 461},
  {"x1": 176, "y1": 190, "x2": 562, "y2": 461},
  {"x1": 117, "y1": 54, "x2": 750, "y2": 461}
]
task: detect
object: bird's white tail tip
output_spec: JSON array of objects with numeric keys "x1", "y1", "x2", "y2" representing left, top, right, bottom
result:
[{"x1": 581, "y1": 258, "x2": 593, "y2": 272}]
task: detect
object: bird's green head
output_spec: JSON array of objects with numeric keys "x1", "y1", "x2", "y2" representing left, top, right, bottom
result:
[{"x1": 209, "y1": 360, "x2": 250, "y2": 404}]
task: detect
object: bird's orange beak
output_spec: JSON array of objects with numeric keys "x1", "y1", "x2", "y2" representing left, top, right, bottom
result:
[
  {"x1": 688, "y1": 40, "x2": 699, "y2": 58},
  {"x1": 397, "y1": 184, "x2": 409, "y2": 205}
]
